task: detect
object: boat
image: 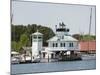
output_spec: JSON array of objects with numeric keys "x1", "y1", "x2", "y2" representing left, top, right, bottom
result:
[
  {"x1": 19, "y1": 55, "x2": 32, "y2": 64},
  {"x1": 11, "y1": 57, "x2": 20, "y2": 64},
  {"x1": 32, "y1": 55, "x2": 40, "y2": 63},
  {"x1": 80, "y1": 8, "x2": 96, "y2": 61},
  {"x1": 25, "y1": 56, "x2": 32, "y2": 62},
  {"x1": 11, "y1": 51, "x2": 20, "y2": 64},
  {"x1": 57, "y1": 52, "x2": 82, "y2": 61},
  {"x1": 81, "y1": 54, "x2": 96, "y2": 60}
]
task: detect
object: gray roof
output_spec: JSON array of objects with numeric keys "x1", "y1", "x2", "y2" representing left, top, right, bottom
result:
[
  {"x1": 32, "y1": 30, "x2": 43, "y2": 36},
  {"x1": 32, "y1": 32, "x2": 43, "y2": 35},
  {"x1": 47, "y1": 35, "x2": 78, "y2": 42}
]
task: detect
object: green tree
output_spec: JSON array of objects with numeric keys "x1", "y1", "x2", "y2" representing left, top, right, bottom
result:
[
  {"x1": 11, "y1": 41, "x2": 17, "y2": 51},
  {"x1": 72, "y1": 34, "x2": 96, "y2": 41},
  {"x1": 11, "y1": 24, "x2": 55, "y2": 47},
  {"x1": 11, "y1": 34, "x2": 29, "y2": 52},
  {"x1": 82, "y1": 35, "x2": 95, "y2": 41},
  {"x1": 11, "y1": 41, "x2": 22, "y2": 52},
  {"x1": 20, "y1": 34, "x2": 29, "y2": 47}
]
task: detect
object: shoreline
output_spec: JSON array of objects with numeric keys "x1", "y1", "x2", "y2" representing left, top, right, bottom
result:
[{"x1": 11, "y1": 53, "x2": 96, "y2": 64}]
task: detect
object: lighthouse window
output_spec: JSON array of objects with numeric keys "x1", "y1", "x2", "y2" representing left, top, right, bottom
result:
[
  {"x1": 62, "y1": 36, "x2": 64, "y2": 39},
  {"x1": 56, "y1": 43, "x2": 58, "y2": 47},
  {"x1": 38, "y1": 36, "x2": 42, "y2": 39},
  {"x1": 33, "y1": 35, "x2": 37, "y2": 39},
  {"x1": 53, "y1": 43, "x2": 55, "y2": 47},
  {"x1": 60, "y1": 43, "x2": 63, "y2": 47},
  {"x1": 69, "y1": 43, "x2": 73, "y2": 47},
  {"x1": 60, "y1": 43, "x2": 65, "y2": 47},
  {"x1": 52, "y1": 43, "x2": 58, "y2": 47},
  {"x1": 64, "y1": 43, "x2": 65, "y2": 47}
]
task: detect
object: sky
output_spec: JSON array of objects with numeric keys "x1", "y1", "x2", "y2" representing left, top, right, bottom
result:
[{"x1": 12, "y1": 0, "x2": 96, "y2": 35}]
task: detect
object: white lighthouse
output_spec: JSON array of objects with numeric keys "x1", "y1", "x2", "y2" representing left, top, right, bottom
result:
[
  {"x1": 41, "y1": 22, "x2": 80, "y2": 61},
  {"x1": 32, "y1": 30, "x2": 43, "y2": 61}
]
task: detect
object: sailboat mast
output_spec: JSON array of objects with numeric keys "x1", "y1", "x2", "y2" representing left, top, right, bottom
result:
[
  {"x1": 88, "y1": 8, "x2": 92, "y2": 53},
  {"x1": 11, "y1": 13, "x2": 13, "y2": 25},
  {"x1": 89, "y1": 8, "x2": 92, "y2": 35}
]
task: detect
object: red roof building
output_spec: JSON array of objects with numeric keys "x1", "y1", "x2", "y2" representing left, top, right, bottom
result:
[{"x1": 79, "y1": 41, "x2": 96, "y2": 53}]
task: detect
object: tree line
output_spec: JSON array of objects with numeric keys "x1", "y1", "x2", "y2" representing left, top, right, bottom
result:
[
  {"x1": 11, "y1": 24, "x2": 96, "y2": 52},
  {"x1": 11, "y1": 24, "x2": 55, "y2": 52},
  {"x1": 72, "y1": 34, "x2": 96, "y2": 41}
]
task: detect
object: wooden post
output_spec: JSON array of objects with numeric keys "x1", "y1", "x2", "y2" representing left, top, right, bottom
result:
[{"x1": 48, "y1": 54, "x2": 49, "y2": 62}]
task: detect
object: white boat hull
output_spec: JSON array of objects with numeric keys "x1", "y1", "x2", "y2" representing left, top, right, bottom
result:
[{"x1": 82, "y1": 54, "x2": 96, "y2": 60}]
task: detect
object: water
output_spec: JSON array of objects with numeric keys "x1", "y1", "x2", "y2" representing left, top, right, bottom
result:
[{"x1": 11, "y1": 59, "x2": 96, "y2": 74}]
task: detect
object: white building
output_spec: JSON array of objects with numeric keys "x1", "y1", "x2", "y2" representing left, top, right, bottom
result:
[
  {"x1": 32, "y1": 22, "x2": 80, "y2": 61},
  {"x1": 31, "y1": 30, "x2": 43, "y2": 61}
]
